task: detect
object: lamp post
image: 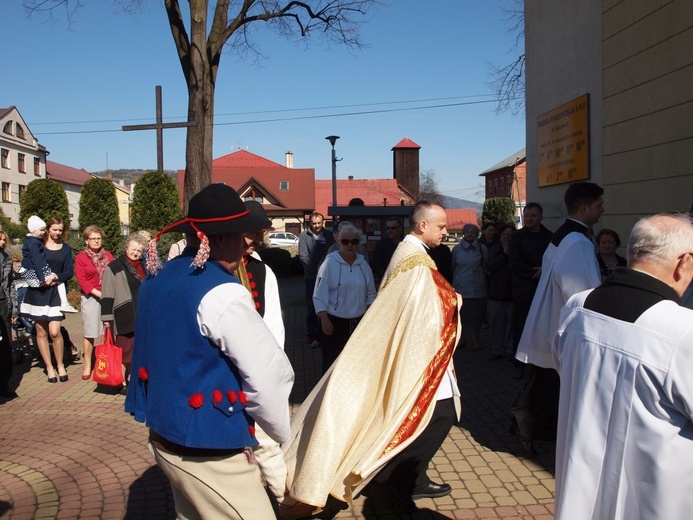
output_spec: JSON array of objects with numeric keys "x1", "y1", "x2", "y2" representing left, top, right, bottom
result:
[{"x1": 325, "y1": 135, "x2": 340, "y2": 209}]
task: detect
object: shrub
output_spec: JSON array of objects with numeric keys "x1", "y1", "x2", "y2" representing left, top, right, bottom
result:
[{"x1": 482, "y1": 197, "x2": 516, "y2": 228}]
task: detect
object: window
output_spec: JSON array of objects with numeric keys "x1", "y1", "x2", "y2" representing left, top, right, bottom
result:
[
  {"x1": 18, "y1": 184, "x2": 26, "y2": 203},
  {"x1": 15, "y1": 124, "x2": 25, "y2": 140},
  {"x1": 1, "y1": 148, "x2": 8, "y2": 169},
  {"x1": 279, "y1": 180, "x2": 289, "y2": 191},
  {"x1": 1, "y1": 182, "x2": 9, "y2": 202},
  {"x1": 18, "y1": 153, "x2": 25, "y2": 173},
  {"x1": 34, "y1": 157, "x2": 40, "y2": 175},
  {"x1": 2, "y1": 121, "x2": 12, "y2": 135}
]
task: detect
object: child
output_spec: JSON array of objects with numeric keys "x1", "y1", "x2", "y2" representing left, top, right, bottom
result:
[{"x1": 20, "y1": 216, "x2": 58, "y2": 288}]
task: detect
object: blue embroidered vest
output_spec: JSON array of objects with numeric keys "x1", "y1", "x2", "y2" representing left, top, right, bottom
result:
[{"x1": 125, "y1": 254, "x2": 258, "y2": 449}]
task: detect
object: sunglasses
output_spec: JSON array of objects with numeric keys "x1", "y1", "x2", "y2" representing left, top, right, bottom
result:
[{"x1": 340, "y1": 238, "x2": 359, "y2": 246}]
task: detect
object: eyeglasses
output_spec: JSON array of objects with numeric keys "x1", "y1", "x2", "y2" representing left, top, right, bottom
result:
[
  {"x1": 340, "y1": 238, "x2": 359, "y2": 246},
  {"x1": 386, "y1": 226, "x2": 399, "y2": 230},
  {"x1": 88, "y1": 237, "x2": 102, "y2": 241}
]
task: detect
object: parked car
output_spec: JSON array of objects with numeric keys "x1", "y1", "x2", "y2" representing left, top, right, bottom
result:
[
  {"x1": 268, "y1": 232, "x2": 299, "y2": 246},
  {"x1": 442, "y1": 235, "x2": 461, "y2": 244}
]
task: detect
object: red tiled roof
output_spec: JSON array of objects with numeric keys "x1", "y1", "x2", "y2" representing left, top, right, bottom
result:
[
  {"x1": 180, "y1": 149, "x2": 315, "y2": 211},
  {"x1": 314, "y1": 178, "x2": 404, "y2": 217},
  {"x1": 46, "y1": 160, "x2": 92, "y2": 186},
  {"x1": 391, "y1": 137, "x2": 421, "y2": 150},
  {"x1": 445, "y1": 209, "x2": 478, "y2": 230}
]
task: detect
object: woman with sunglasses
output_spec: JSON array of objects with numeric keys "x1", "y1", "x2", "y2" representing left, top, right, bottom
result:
[{"x1": 313, "y1": 221, "x2": 376, "y2": 375}]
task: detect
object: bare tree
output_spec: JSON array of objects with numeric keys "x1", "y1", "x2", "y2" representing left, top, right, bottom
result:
[
  {"x1": 419, "y1": 169, "x2": 445, "y2": 205},
  {"x1": 488, "y1": 0, "x2": 524, "y2": 115},
  {"x1": 24, "y1": 0, "x2": 380, "y2": 208}
]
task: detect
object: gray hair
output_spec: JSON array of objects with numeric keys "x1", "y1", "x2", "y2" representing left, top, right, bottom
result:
[
  {"x1": 627, "y1": 214, "x2": 693, "y2": 265},
  {"x1": 336, "y1": 221, "x2": 363, "y2": 240},
  {"x1": 125, "y1": 232, "x2": 148, "y2": 250}
]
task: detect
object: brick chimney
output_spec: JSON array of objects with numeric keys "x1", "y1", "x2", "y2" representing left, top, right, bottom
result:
[{"x1": 391, "y1": 137, "x2": 421, "y2": 198}]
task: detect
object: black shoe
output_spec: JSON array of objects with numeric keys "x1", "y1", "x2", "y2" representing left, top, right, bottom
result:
[
  {"x1": 411, "y1": 481, "x2": 451, "y2": 500},
  {"x1": 0, "y1": 388, "x2": 18, "y2": 399}
]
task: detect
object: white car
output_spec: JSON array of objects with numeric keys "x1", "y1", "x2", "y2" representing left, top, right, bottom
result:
[{"x1": 268, "y1": 232, "x2": 299, "y2": 246}]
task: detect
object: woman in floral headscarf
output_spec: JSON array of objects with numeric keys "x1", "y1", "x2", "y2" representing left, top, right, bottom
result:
[{"x1": 75, "y1": 226, "x2": 114, "y2": 380}]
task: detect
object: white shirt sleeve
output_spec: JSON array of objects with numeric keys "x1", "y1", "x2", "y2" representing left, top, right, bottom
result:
[
  {"x1": 197, "y1": 282, "x2": 294, "y2": 443},
  {"x1": 312, "y1": 255, "x2": 333, "y2": 314},
  {"x1": 363, "y1": 261, "x2": 377, "y2": 306},
  {"x1": 263, "y1": 264, "x2": 286, "y2": 349}
]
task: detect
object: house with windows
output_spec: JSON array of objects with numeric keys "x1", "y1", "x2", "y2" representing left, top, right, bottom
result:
[
  {"x1": 479, "y1": 149, "x2": 526, "y2": 225},
  {"x1": 0, "y1": 106, "x2": 48, "y2": 222},
  {"x1": 46, "y1": 160, "x2": 92, "y2": 231},
  {"x1": 179, "y1": 149, "x2": 315, "y2": 236}
]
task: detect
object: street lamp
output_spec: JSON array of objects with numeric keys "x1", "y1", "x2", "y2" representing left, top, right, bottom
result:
[{"x1": 325, "y1": 135, "x2": 340, "y2": 209}]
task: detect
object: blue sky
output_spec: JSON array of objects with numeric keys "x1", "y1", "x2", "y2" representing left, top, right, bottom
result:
[{"x1": 3, "y1": 1, "x2": 525, "y2": 202}]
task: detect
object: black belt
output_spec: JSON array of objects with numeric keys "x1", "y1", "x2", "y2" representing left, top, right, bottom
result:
[{"x1": 149, "y1": 429, "x2": 244, "y2": 458}]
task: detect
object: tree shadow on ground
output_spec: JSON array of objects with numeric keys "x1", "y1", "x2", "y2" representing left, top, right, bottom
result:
[{"x1": 124, "y1": 465, "x2": 175, "y2": 519}]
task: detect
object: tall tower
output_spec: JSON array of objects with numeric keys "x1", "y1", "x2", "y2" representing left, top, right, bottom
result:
[{"x1": 391, "y1": 137, "x2": 421, "y2": 198}]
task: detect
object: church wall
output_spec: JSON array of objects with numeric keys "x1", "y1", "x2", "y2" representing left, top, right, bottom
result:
[
  {"x1": 601, "y1": 0, "x2": 693, "y2": 219},
  {"x1": 524, "y1": 0, "x2": 603, "y2": 232}
]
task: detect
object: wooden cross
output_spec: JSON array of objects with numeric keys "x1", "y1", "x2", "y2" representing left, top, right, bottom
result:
[{"x1": 122, "y1": 85, "x2": 195, "y2": 172}]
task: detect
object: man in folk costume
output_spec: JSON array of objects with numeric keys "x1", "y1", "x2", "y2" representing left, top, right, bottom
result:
[
  {"x1": 511, "y1": 182, "x2": 604, "y2": 451},
  {"x1": 551, "y1": 214, "x2": 693, "y2": 519},
  {"x1": 282, "y1": 201, "x2": 461, "y2": 518},
  {"x1": 233, "y1": 200, "x2": 290, "y2": 506},
  {"x1": 125, "y1": 184, "x2": 294, "y2": 519}
]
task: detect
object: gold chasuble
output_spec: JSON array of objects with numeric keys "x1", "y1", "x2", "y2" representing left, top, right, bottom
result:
[{"x1": 284, "y1": 241, "x2": 461, "y2": 507}]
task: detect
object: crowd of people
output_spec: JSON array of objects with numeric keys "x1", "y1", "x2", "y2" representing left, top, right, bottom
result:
[
  {"x1": 0, "y1": 216, "x2": 158, "y2": 399},
  {"x1": 2, "y1": 180, "x2": 692, "y2": 520}
]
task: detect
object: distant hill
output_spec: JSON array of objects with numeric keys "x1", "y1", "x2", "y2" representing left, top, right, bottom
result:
[
  {"x1": 442, "y1": 195, "x2": 483, "y2": 213},
  {"x1": 92, "y1": 169, "x2": 178, "y2": 185}
]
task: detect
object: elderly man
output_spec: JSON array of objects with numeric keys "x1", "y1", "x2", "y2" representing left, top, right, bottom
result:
[
  {"x1": 552, "y1": 214, "x2": 693, "y2": 519},
  {"x1": 125, "y1": 184, "x2": 294, "y2": 519},
  {"x1": 298, "y1": 212, "x2": 335, "y2": 347},
  {"x1": 282, "y1": 201, "x2": 460, "y2": 517}
]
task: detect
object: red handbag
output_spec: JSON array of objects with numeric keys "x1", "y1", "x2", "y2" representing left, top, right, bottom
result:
[{"x1": 92, "y1": 323, "x2": 124, "y2": 387}]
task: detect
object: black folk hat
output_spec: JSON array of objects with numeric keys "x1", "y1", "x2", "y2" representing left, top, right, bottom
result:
[
  {"x1": 244, "y1": 200, "x2": 274, "y2": 231},
  {"x1": 165, "y1": 184, "x2": 270, "y2": 236},
  {"x1": 148, "y1": 183, "x2": 270, "y2": 274}
]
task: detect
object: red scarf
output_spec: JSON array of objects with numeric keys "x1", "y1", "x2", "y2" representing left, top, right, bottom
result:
[
  {"x1": 85, "y1": 247, "x2": 110, "y2": 284},
  {"x1": 127, "y1": 255, "x2": 146, "y2": 280}
]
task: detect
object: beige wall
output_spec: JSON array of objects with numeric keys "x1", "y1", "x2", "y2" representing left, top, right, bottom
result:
[
  {"x1": 525, "y1": 0, "x2": 693, "y2": 244},
  {"x1": 525, "y1": 0, "x2": 603, "y2": 231},
  {"x1": 601, "y1": 0, "x2": 693, "y2": 236}
]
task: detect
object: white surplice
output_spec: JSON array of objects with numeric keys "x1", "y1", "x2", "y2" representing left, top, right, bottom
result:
[
  {"x1": 552, "y1": 291, "x2": 693, "y2": 520},
  {"x1": 515, "y1": 230, "x2": 600, "y2": 369}
]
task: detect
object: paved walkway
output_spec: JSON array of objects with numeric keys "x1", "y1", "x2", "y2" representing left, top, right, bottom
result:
[{"x1": 0, "y1": 276, "x2": 556, "y2": 519}]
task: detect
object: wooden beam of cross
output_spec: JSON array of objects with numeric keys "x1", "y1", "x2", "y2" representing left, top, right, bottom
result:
[{"x1": 122, "y1": 85, "x2": 195, "y2": 172}]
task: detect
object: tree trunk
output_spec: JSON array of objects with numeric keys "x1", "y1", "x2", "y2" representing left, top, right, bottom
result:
[
  {"x1": 181, "y1": 2, "x2": 216, "y2": 211},
  {"x1": 183, "y1": 75, "x2": 214, "y2": 211}
]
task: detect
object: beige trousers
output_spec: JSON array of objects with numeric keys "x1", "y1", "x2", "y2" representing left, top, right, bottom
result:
[{"x1": 149, "y1": 441, "x2": 275, "y2": 520}]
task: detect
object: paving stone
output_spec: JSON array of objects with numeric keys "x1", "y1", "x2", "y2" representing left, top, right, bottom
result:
[{"x1": 1, "y1": 277, "x2": 557, "y2": 519}]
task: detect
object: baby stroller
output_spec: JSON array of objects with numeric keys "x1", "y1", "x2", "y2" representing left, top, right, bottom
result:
[
  {"x1": 12, "y1": 285, "x2": 36, "y2": 364},
  {"x1": 12, "y1": 285, "x2": 78, "y2": 366}
]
